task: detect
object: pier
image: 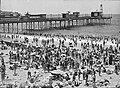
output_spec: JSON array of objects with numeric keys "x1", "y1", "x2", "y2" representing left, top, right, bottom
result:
[{"x1": 0, "y1": 14, "x2": 112, "y2": 34}]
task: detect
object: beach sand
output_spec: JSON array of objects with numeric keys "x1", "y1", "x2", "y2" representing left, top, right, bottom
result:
[{"x1": 0, "y1": 33, "x2": 120, "y2": 88}]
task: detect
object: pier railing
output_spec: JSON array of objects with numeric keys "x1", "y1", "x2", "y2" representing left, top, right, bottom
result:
[
  {"x1": 102, "y1": 14, "x2": 112, "y2": 18},
  {"x1": 79, "y1": 14, "x2": 91, "y2": 17},
  {"x1": 0, "y1": 13, "x2": 112, "y2": 34},
  {"x1": 45, "y1": 14, "x2": 112, "y2": 18},
  {"x1": 0, "y1": 14, "x2": 112, "y2": 22},
  {"x1": 0, "y1": 13, "x2": 112, "y2": 25},
  {"x1": 46, "y1": 14, "x2": 62, "y2": 18},
  {"x1": 79, "y1": 14, "x2": 112, "y2": 18}
]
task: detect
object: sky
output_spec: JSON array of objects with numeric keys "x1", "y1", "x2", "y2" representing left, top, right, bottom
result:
[{"x1": 1, "y1": 0, "x2": 120, "y2": 14}]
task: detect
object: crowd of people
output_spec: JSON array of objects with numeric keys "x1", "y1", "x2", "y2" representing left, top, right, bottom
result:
[{"x1": 0, "y1": 33, "x2": 120, "y2": 88}]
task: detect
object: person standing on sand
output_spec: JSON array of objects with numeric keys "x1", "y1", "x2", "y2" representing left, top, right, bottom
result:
[
  {"x1": 9, "y1": 51, "x2": 12, "y2": 61},
  {"x1": 92, "y1": 71, "x2": 96, "y2": 88},
  {"x1": 27, "y1": 70, "x2": 31, "y2": 79},
  {"x1": 115, "y1": 62, "x2": 119, "y2": 75},
  {"x1": 85, "y1": 69, "x2": 89, "y2": 86},
  {"x1": 118, "y1": 62, "x2": 120, "y2": 71},
  {"x1": 78, "y1": 69, "x2": 82, "y2": 81},
  {"x1": 13, "y1": 63, "x2": 17, "y2": 76},
  {"x1": 98, "y1": 65, "x2": 102, "y2": 76},
  {"x1": 0, "y1": 58, "x2": 6, "y2": 84}
]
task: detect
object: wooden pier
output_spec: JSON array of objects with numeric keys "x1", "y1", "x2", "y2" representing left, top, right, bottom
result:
[{"x1": 0, "y1": 14, "x2": 112, "y2": 34}]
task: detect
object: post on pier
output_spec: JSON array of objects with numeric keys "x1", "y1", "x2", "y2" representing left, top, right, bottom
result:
[
  {"x1": 8, "y1": 23, "x2": 10, "y2": 33},
  {"x1": 83, "y1": 19, "x2": 85, "y2": 26},
  {"x1": 40, "y1": 22, "x2": 43, "y2": 30},
  {"x1": 78, "y1": 19, "x2": 80, "y2": 26},
  {"x1": 101, "y1": 19, "x2": 104, "y2": 24},
  {"x1": 55, "y1": 21, "x2": 56, "y2": 28},
  {"x1": 80, "y1": 20, "x2": 82, "y2": 26},
  {"x1": 60, "y1": 21, "x2": 62, "y2": 29},
  {"x1": 98, "y1": 18, "x2": 101, "y2": 25},
  {"x1": 68, "y1": 20, "x2": 70, "y2": 28},
  {"x1": 33, "y1": 22, "x2": 35, "y2": 30},
  {"x1": 29, "y1": 22, "x2": 32, "y2": 34},
  {"x1": 21, "y1": 23, "x2": 23, "y2": 33},
  {"x1": 91, "y1": 19, "x2": 94, "y2": 25},
  {"x1": 86, "y1": 19, "x2": 89, "y2": 25},
  {"x1": 96, "y1": 19, "x2": 98, "y2": 24},
  {"x1": 72, "y1": 20, "x2": 74, "y2": 26},
  {"x1": 38, "y1": 22, "x2": 39, "y2": 30},
  {"x1": 78, "y1": 20, "x2": 80, "y2": 26},
  {"x1": 3, "y1": 24, "x2": 5, "y2": 33},
  {"x1": 12, "y1": 23, "x2": 14, "y2": 33},
  {"x1": 103, "y1": 19, "x2": 105, "y2": 25},
  {"x1": 93, "y1": 19, "x2": 95, "y2": 24},
  {"x1": 76, "y1": 20, "x2": 78, "y2": 26},
  {"x1": 28, "y1": 22, "x2": 30, "y2": 30},
  {"x1": 29, "y1": 22, "x2": 30, "y2": 31},
  {"x1": 17, "y1": 23, "x2": 19, "y2": 34},
  {"x1": 49, "y1": 21, "x2": 52, "y2": 29},
  {"x1": 64, "y1": 21, "x2": 66, "y2": 28},
  {"x1": 26, "y1": 22, "x2": 27, "y2": 32},
  {"x1": 90, "y1": 19, "x2": 91, "y2": 24},
  {"x1": 44, "y1": 21, "x2": 47, "y2": 29}
]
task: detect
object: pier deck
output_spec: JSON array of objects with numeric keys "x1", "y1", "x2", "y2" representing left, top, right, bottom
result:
[{"x1": 0, "y1": 15, "x2": 112, "y2": 34}]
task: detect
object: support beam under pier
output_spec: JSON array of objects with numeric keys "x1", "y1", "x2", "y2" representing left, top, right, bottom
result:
[{"x1": 3, "y1": 24, "x2": 5, "y2": 33}]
